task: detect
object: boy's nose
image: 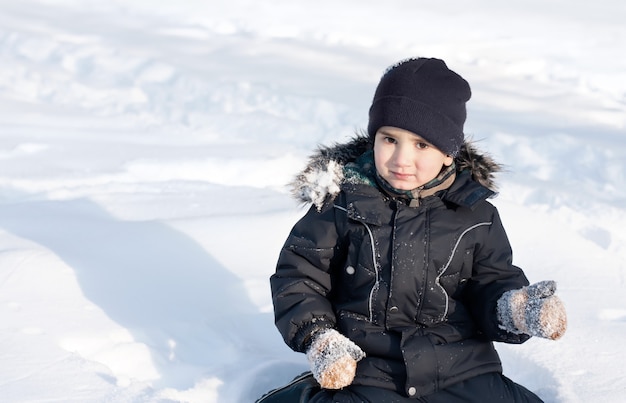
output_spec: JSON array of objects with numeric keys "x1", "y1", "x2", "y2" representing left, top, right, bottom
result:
[{"x1": 393, "y1": 146, "x2": 412, "y2": 166}]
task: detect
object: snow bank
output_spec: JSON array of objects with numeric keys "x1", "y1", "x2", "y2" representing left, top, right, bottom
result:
[{"x1": 0, "y1": 1, "x2": 625, "y2": 402}]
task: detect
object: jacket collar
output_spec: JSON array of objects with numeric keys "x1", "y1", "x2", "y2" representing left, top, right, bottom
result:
[{"x1": 290, "y1": 133, "x2": 501, "y2": 211}]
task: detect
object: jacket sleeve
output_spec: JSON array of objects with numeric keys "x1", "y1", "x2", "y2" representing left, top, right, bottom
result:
[
  {"x1": 270, "y1": 201, "x2": 345, "y2": 352},
  {"x1": 463, "y1": 206, "x2": 531, "y2": 344}
]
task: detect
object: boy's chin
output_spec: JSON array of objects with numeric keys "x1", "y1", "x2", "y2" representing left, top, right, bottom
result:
[{"x1": 387, "y1": 181, "x2": 419, "y2": 191}]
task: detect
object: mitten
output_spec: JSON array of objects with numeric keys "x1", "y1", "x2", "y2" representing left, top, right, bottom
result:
[
  {"x1": 306, "y1": 329, "x2": 365, "y2": 389},
  {"x1": 497, "y1": 280, "x2": 567, "y2": 340}
]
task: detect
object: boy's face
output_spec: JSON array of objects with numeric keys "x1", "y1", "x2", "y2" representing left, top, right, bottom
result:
[{"x1": 373, "y1": 126, "x2": 453, "y2": 190}]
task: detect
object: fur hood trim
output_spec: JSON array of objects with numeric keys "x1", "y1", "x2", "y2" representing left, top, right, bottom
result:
[{"x1": 290, "y1": 134, "x2": 502, "y2": 209}]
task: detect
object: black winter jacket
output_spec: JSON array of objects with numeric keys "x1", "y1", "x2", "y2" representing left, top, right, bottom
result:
[{"x1": 270, "y1": 136, "x2": 531, "y2": 398}]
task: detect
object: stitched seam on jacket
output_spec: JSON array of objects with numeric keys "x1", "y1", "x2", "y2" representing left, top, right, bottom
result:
[
  {"x1": 334, "y1": 204, "x2": 379, "y2": 322},
  {"x1": 435, "y1": 221, "x2": 492, "y2": 320}
]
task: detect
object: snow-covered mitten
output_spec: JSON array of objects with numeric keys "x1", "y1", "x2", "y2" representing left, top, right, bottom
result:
[
  {"x1": 497, "y1": 280, "x2": 567, "y2": 340},
  {"x1": 306, "y1": 329, "x2": 365, "y2": 389}
]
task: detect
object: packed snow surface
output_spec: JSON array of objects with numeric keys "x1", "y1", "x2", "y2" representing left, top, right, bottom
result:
[{"x1": 0, "y1": 1, "x2": 625, "y2": 402}]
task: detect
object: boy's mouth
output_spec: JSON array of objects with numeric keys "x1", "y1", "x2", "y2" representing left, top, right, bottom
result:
[{"x1": 391, "y1": 171, "x2": 413, "y2": 180}]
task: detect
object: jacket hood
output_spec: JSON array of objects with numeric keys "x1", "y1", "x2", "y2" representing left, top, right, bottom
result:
[{"x1": 290, "y1": 133, "x2": 502, "y2": 209}]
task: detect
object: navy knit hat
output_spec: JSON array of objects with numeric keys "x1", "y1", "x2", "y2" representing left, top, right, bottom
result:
[{"x1": 368, "y1": 57, "x2": 471, "y2": 156}]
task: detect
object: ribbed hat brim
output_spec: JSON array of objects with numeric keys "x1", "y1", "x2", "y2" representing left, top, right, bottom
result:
[{"x1": 368, "y1": 95, "x2": 465, "y2": 156}]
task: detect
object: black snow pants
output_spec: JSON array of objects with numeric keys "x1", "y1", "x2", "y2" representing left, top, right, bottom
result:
[{"x1": 256, "y1": 371, "x2": 544, "y2": 403}]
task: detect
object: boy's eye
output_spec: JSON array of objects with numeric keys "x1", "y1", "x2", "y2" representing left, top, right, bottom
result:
[
  {"x1": 384, "y1": 136, "x2": 397, "y2": 144},
  {"x1": 416, "y1": 142, "x2": 429, "y2": 149}
]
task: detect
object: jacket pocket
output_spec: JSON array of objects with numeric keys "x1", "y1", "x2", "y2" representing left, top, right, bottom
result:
[{"x1": 439, "y1": 247, "x2": 473, "y2": 298}]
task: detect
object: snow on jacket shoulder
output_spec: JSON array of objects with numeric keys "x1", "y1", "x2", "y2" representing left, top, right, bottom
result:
[{"x1": 270, "y1": 134, "x2": 531, "y2": 398}]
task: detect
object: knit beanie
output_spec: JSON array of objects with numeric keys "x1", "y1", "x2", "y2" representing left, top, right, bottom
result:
[{"x1": 368, "y1": 57, "x2": 471, "y2": 156}]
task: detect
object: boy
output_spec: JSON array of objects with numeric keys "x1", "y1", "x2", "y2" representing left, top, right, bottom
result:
[{"x1": 266, "y1": 57, "x2": 566, "y2": 402}]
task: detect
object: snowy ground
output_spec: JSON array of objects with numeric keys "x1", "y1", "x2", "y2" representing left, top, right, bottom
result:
[{"x1": 0, "y1": 1, "x2": 625, "y2": 402}]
